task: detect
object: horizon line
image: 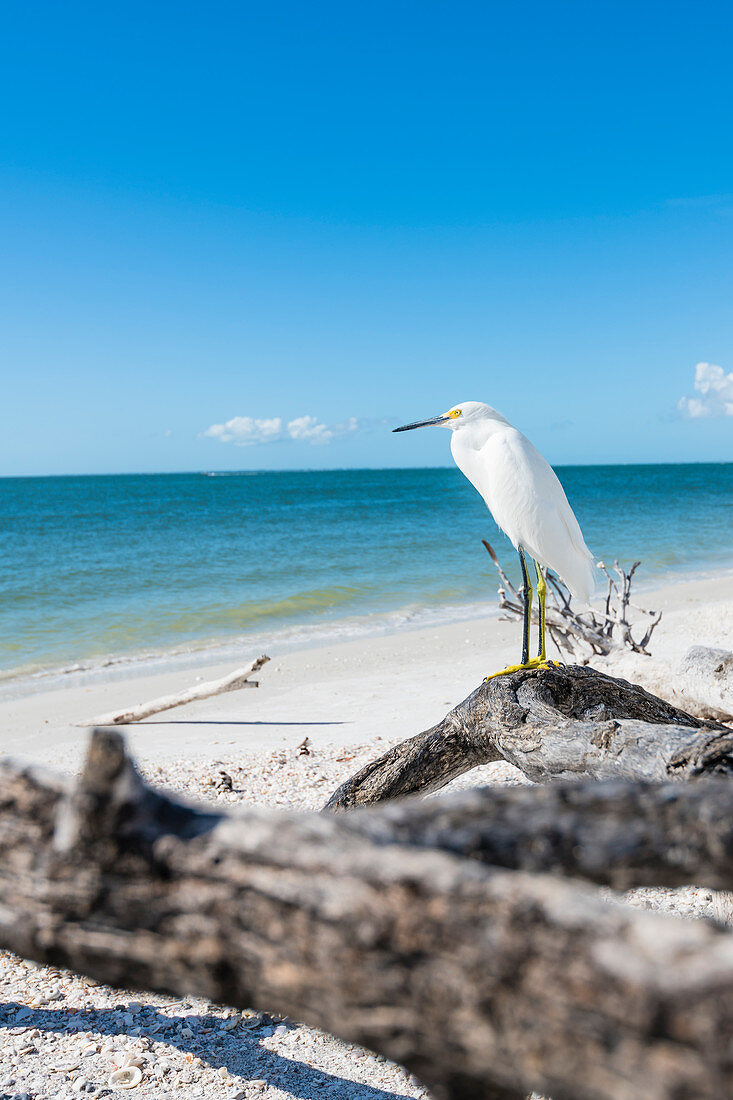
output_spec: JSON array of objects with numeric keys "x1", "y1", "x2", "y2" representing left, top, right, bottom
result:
[{"x1": 1, "y1": 458, "x2": 732, "y2": 480}]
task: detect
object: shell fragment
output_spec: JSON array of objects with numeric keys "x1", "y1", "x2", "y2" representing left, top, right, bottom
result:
[{"x1": 108, "y1": 1065, "x2": 143, "y2": 1089}]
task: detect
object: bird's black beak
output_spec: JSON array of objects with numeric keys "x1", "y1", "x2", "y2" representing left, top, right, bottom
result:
[{"x1": 393, "y1": 414, "x2": 450, "y2": 432}]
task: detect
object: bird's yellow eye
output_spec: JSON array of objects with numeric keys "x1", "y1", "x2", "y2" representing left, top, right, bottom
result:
[{"x1": 447, "y1": 408, "x2": 462, "y2": 419}]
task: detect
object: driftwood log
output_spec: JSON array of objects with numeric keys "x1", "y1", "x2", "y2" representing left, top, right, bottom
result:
[
  {"x1": 80, "y1": 654, "x2": 269, "y2": 727},
  {"x1": 679, "y1": 645, "x2": 733, "y2": 723},
  {"x1": 2, "y1": 728, "x2": 733, "y2": 1100},
  {"x1": 326, "y1": 663, "x2": 732, "y2": 810}
]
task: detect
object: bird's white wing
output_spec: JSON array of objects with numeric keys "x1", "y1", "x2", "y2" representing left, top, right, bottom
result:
[{"x1": 477, "y1": 429, "x2": 595, "y2": 602}]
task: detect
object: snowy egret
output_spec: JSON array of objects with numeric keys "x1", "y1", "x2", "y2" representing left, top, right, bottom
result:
[{"x1": 393, "y1": 401, "x2": 595, "y2": 678}]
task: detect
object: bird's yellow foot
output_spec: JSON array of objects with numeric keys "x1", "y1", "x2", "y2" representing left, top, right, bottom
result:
[{"x1": 484, "y1": 658, "x2": 561, "y2": 682}]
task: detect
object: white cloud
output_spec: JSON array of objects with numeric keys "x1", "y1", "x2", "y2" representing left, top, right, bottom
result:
[
  {"x1": 202, "y1": 414, "x2": 359, "y2": 446},
  {"x1": 678, "y1": 362, "x2": 733, "y2": 419},
  {"x1": 203, "y1": 416, "x2": 283, "y2": 445},
  {"x1": 286, "y1": 415, "x2": 333, "y2": 444}
]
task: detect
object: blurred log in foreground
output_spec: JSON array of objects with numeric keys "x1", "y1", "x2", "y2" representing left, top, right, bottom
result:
[{"x1": 2, "y1": 727, "x2": 733, "y2": 1100}]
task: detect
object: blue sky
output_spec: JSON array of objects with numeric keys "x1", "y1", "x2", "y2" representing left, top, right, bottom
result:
[{"x1": 1, "y1": 0, "x2": 732, "y2": 475}]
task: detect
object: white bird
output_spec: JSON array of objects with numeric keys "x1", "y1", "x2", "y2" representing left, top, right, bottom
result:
[{"x1": 393, "y1": 400, "x2": 595, "y2": 677}]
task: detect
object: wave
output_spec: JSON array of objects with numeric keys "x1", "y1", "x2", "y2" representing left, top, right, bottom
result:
[{"x1": 0, "y1": 594, "x2": 503, "y2": 700}]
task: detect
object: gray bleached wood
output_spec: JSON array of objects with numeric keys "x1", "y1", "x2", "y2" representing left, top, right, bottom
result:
[
  {"x1": 325, "y1": 663, "x2": 732, "y2": 811},
  {"x1": 678, "y1": 645, "x2": 733, "y2": 722},
  {"x1": 2, "y1": 730, "x2": 733, "y2": 1100},
  {"x1": 338, "y1": 777, "x2": 733, "y2": 890},
  {"x1": 78, "y1": 654, "x2": 269, "y2": 726}
]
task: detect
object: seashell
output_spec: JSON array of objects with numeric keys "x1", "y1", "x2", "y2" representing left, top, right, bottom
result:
[
  {"x1": 121, "y1": 1053, "x2": 145, "y2": 1069},
  {"x1": 108, "y1": 1066, "x2": 143, "y2": 1089}
]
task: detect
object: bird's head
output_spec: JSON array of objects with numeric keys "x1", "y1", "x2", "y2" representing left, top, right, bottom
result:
[{"x1": 393, "y1": 401, "x2": 494, "y2": 433}]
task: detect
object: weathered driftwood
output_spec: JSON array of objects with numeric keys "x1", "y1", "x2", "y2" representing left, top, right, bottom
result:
[
  {"x1": 326, "y1": 663, "x2": 731, "y2": 811},
  {"x1": 679, "y1": 645, "x2": 733, "y2": 723},
  {"x1": 79, "y1": 654, "x2": 269, "y2": 726},
  {"x1": 2, "y1": 730, "x2": 733, "y2": 1100},
  {"x1": 484, "y1": 541, "x2": 662, "y2": 658},
  {"x1": 340, "y1": 777, "x2": 733, "y2": 890}
]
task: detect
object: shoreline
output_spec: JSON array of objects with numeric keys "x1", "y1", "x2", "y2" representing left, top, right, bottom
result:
[
  {"x1": 4, "y1": 557, "x2": 733, "y2": 705},
  {"x1": 1, "y1": 568, "x2": 732, "y2": 774},
  {"x1": 0, "y1": 594, "x2": 505, "y2": 702}
]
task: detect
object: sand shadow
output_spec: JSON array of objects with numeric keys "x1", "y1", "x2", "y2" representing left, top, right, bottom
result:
[
  {"x1": 136, "y1": 720, "x2": 347, "y2": 726},
  {"x1": 0, "y1": 1001, "x2": 415, "y2": 1100}
]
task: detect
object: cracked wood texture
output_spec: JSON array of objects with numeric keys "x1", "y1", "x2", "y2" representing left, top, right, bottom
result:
[
  {"x1": 339, "y1": 776, "x2": 733, "y2": 890},
  {"x1": 325, "y1": 664, "x2": 733, "y2": 810},
  {"x1": 2, "y1": 731, "x2": 733, "y2": 1100}
]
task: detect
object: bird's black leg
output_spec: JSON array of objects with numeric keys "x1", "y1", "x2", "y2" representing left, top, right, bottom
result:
[
  {"x1": 484, "y1": 546, "x2": 540, "y2": 681},
  {"x1": 534, "y1": 559, "x2": 547, "y2": 660},
  {"x1": 518, "y1": 547, "x2": 533, "y2": 666}
]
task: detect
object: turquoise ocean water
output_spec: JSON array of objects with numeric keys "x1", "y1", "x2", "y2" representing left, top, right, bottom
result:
[{"x1": 1, "y1": 464, "x2": 732, "y2": 689}]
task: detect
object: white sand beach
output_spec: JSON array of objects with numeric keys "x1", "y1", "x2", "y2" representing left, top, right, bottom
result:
[{"x1": 1, "y1": 570, "x2": 732, "y2": 1099}]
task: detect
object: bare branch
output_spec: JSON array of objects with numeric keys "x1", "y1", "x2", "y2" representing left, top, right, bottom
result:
[
  {"x1": 484, "y1": 544, "x2": 662, "y2": 658},
  {"x1": 79, "y1": 655, "x2": 269, "y2": 726}
]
